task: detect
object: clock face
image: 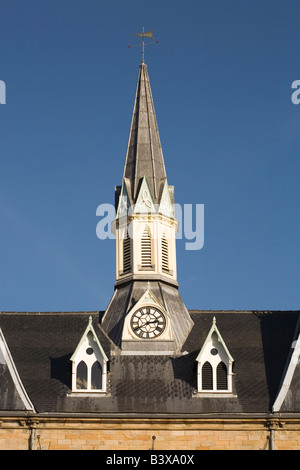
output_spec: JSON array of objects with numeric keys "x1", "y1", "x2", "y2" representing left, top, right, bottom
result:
[{"x1": 130, "y1": 307, "x2": 166, "y2": 339}]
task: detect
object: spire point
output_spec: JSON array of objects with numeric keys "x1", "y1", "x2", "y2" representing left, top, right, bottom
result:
[{"x1": 122, "y1": 51, "x2": 166, "y2": 203}]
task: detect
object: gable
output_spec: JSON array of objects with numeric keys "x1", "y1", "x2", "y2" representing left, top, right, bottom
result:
[
  {"x1": 116, "y1": 180, "x2": 131, "y2": 219},
  {"x1": 0, "y1": 329, "x2": 35, "y2": 412},
  {"x1": 158, "y1": 180, "x2": 174, "y2": 218},
  {"x1": 133, "y1": 177, "x2": 156, "y2": 213},
  {"x1": 70, "y1": 316, "x2": 108, "y2": 363}
]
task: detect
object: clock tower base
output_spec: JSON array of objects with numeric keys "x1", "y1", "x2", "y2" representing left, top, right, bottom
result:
[{"x1": 101, "y1": 280, "x2": 194, "y2": 355}]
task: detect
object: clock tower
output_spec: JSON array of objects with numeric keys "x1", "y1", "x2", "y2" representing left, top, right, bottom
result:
[{"x1": 101, "y1": 59, "x2": 193, "y2": 355}]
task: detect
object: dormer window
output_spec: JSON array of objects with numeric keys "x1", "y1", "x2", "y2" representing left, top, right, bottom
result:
[
  {"x1": 70, "y1": 317, "x2": 108, "y2": 395},
  {"x1": 196, "y1": 317, "x2": 234, "y2": 395}
]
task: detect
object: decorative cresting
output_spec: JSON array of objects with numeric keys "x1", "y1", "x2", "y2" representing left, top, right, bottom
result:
[{"x1": 196, "y1": 317, "x2": 234, "y2": 394}]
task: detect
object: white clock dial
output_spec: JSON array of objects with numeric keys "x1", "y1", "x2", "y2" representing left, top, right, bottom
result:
[{"x1": 130, "y1": 307, "x2": 166, "y2": 339}]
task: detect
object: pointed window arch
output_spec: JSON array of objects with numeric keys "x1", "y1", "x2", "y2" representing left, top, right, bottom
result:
[{"x1": 141, "y1": 226, "x2": 152, "y2": 268}]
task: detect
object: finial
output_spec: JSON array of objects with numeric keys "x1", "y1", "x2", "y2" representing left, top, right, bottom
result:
[{"x1": 128, "y1": 27, "x2": 158, "y2": 63}]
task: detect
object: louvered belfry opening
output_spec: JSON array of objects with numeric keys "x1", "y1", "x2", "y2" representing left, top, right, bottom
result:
[
  {"x1": 141, "y1": 226, "x2": 152, "y2": 268},
  {"x1": 123, "y1": 232, "x2": 131, "y2": 273},
  {"x1": 202, "y1": 361, "x2": 213, "y2": 390},
  {"x1": 161, "y1": 233, "x2": 169, "y2": 272},
  {"x1": 217, "y1": 361, "x2": 228, "y2": 390}
]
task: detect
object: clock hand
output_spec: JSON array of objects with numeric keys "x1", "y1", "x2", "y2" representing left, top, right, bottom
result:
[
  {"x1": 132, "y1": 322, "x2": 146, "y2": 331},
  {"x1": 132, "y1": 319, "x2": 158, "y2": 331}
]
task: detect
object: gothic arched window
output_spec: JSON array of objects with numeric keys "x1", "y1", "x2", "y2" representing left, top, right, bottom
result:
[
  {"x1": 217, "y1": 361, "x2": 228, "y2": 390},
  {"x1": 76, "y1": 361, "x2": 88, "y2": 390},
  {"x1": 91, "y1": 361, "x2": 103, "y2": 390},
  {"x1": 202, "y1": 361, "x2": 213, "y2": 390}
]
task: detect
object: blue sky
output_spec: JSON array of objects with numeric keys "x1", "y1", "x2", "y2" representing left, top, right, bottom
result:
[{"x1": 0, "y1": 0, "x2": 300, "y2": 312}]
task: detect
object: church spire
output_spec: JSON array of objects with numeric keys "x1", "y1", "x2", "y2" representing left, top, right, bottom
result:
[
  {"x1": 122, "y1": 61, "x2": 167, "y2": 203},
  {"x1": 102, "y1": 56, "x2": 194, "y2": 353}
]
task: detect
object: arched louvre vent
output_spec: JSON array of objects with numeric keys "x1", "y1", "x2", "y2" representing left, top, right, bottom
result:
[
  {"x1": 91, "y1": 361, "x2": 103, "y2": 390},
  {"x1": 202, "y1": 361, "x2": 213, "y2": 390},
  {"x1": 123, "y1": 233, "x2": 131, "y2": 273},
  {"x1": 217, "y1": 361, "x2": 228, "y2": 390},
  {"x1": 76, "y1": 361, "x2": 88, "y2": 390},
  {"x1": 141, "y1": 226, "x2": 152, "y2": 267},
  {"x1": 161, "y1": 233, "x2": 169, "y2": 271}
]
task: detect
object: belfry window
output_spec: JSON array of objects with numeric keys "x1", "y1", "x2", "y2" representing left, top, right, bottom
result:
[
  {"x1": 161, "y1": 232, "x2": 169, "y2": 272},
  {"x1": 141, "y1": 226, "x2": 152, "y2": 268},
  {"x1": 123, "y1": 232, "x2": 131, "y2": 273},
  {"x1": 70, "y1": 317, "x2": 108, "y2": 394}
]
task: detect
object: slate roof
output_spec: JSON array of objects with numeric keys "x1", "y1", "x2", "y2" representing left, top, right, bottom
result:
[
  {"x1": 0, "y1": 309, "x2": 299, "y2": 416},
  {"x1": 122, "y1": 61, "x2": 167, "y2": 204},
  {"x1": 0, "y1": 328, "x2": 34, "y2": 412}
]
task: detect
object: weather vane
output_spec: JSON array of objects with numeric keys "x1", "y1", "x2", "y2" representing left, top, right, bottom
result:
[{"x1": 128, "y1": 27, "x2": 158, "y2": 62}]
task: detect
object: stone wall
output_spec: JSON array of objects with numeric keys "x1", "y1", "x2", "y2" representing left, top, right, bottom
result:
[{"x1": 0, "y1": 417, "x2": 299, "y2": 450}]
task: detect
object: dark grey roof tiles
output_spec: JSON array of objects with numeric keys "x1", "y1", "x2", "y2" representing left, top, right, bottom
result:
[
  {"x1": 0, "y1": 364, "x2": 28, "y2": 411},
  {"x1": 122, "y1": 61, "x2": 167, "y2": 203},
  {"x1": 0, "y1": 310, "x2": 299, "y2": 415}
]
